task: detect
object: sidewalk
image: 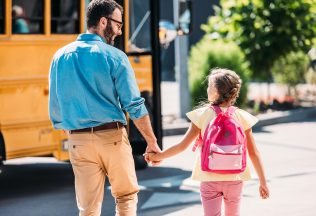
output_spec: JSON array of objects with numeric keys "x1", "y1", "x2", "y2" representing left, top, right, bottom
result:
[
  {"x1": 161, "y1": 81, "x2": 316, "y2": 136},
  {"x1": 156, "y1": 118, "x2": 316, "y2": 216},
  {"x1": 156, "y1": 82, "x2": 316, "y2": 215}
]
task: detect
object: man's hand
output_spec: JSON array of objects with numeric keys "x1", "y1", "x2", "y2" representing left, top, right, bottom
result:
[
  {"x1": 144, "y1": 143, "x2": 162, "y2": 166},
  {"x1": 132, "y1": 115, "x2": 162, "y2": 165},
  {"x1": 144, "y1": 152, "x2": 161, "y2": 162}
]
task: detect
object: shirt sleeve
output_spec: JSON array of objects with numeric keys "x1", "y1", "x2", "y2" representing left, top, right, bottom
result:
[
  {"x1": 113, "y1": 54, "x2": 148, "y2": 120},
  {"x1": 235, "y1": 109, "x2": 258, "y2": 130},
  {"x1": 186, "y1": 106, "x2": 209, "y2": 129},
  {"x1": 48, "y1": 57, "x2": 62, "y2": 129}
]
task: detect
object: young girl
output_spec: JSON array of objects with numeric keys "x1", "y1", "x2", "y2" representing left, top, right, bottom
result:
[{"x1": 146, "y1": 68, "x2": 270, "y2": 216}]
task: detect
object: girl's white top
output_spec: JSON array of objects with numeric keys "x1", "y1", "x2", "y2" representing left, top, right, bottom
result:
[{"x1": 186, "y1": 106, "x2": 258, "y2": 182}]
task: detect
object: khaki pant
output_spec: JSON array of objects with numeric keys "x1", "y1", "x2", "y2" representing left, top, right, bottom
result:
[{"x1": 68, "y1": 128, "x2": 139, "y2": 216}]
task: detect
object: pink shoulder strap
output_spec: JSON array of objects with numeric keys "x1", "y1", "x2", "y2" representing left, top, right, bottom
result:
[{"x1": 210, "y1": 105, "x2": 222, "y2": 115}]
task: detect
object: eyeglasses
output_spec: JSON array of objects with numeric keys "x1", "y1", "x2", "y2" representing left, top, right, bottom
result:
[{"x1": 105, "y1": 17, "x2": 123, "y2": 30}]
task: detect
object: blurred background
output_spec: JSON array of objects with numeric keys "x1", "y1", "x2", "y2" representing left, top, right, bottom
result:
[{"x1": 0, "y1": 0, "x2": 316, "y2": 215}]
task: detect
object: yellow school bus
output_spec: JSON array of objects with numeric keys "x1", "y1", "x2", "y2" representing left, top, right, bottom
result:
[{"x1": 0, "y1": 0, "x2": 191, "y2": 169}]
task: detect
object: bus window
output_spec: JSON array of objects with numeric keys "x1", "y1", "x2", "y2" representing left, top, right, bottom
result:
[
  {"x1": 128, "y1": 0, "x2": 152, "y2": 53},
  {"x1": 178, "y1": 0, "x2": 192, "y2": 35},
  {"x1": 113, "y1": 0, "x2": 124, "y2": 50},
  {"x1": 0, "y1": 0, "x2": 4, "y2": 34},
  {"x1": 12, "y1": 0, "x2": 44, "y2": 34},
  {"x1": 51, "y1": 0, "x2": 80, "y2": 34}
]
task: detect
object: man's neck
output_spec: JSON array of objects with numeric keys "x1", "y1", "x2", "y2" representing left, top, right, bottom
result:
[{"x1": 87, "y1": 28, "x2": 106, "y2": 41}]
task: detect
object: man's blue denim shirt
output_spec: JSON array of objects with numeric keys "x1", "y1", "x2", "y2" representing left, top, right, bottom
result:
[{"x1": 49, "y1": 33, "x2": 148, "y2": 130}]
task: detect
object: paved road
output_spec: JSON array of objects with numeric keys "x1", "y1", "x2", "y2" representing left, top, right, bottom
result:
[{"x1": 0, "y1": 119, "x2": 315, "y2": 216}]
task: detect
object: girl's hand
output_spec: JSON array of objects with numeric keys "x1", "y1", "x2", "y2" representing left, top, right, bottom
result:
[
  {"x1": 144, "y1": 145, "x2": 162, "y2": 165},
  {"x1": 259, "y1": 184, "x2": 270, "y2": 199},
  {"x1": 146, "y1": 152, "x2": 160, "y2": 161},
  {"x1": 143, "y1": 152, "x2": 162, "y2": 166}
]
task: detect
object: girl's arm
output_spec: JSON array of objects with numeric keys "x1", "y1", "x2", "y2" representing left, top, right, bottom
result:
[
  {"x1": 148, "y1": 123, "x2": 200, "y2": 161},
  {"x1": 246, "y1": 129, "x2": 270, "y2": 199}
]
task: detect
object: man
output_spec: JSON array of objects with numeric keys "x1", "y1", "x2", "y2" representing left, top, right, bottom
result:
[{"x1": 48, "y1": 0, "x2": 161, "y2": 215}]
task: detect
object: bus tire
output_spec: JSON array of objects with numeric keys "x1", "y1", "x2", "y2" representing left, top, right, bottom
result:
[
  {"x1": 0, "y1": 132, "x2": 6, "y2": 173},
  {"x1": 133, "y1": 154, "x2": 148, "y2": 170}
]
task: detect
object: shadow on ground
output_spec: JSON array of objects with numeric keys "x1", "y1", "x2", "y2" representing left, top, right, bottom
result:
[{"x1": 0, "y1": 162, "x2": 197, "y2": 216}]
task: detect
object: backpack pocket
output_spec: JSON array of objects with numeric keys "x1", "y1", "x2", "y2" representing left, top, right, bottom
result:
[
  {"x1": 210, "y1": 143, "x2": 243, "y2": 154},
  {"x1": 208, "y1": 144, "x2": 243, "y2": 170}
]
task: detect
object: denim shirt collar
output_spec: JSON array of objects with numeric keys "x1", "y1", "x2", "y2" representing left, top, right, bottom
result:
[{"x1": 77, "y1": 33, "x2": 106, "y2": 43}]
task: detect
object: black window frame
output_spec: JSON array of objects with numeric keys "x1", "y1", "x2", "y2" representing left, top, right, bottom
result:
[
  {"x1": 0, "y1": 0, "x2": 5, "y2": 34},
  {"x1": 51, "y1": 0, "x2": 80, "y2": 34}
]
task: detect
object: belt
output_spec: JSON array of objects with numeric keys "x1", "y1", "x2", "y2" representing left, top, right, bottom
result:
[{"x1": 69, "y1": 122, "x2": 124, "y2": 134}]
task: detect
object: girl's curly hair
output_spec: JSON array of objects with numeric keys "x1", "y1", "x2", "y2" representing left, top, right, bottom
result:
[{"x1": 208, "y1": 68, "x2": 242, "y2": 106}]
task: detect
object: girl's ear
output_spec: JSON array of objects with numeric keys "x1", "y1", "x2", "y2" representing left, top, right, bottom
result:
[{"x1": 229, "y1": 93, "x2": 238, "y2": 105}]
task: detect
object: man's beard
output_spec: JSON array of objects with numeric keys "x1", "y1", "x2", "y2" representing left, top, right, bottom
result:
[{"x1": 103, "y1": 23, "x2": 115, "y2": 46}]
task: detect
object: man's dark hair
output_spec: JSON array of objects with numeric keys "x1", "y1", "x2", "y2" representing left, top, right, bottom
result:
[{"x1": 87, "y1": 0, "x2": 123, "y2": 28}]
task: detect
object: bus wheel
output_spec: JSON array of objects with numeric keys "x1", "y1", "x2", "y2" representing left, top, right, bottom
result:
[
  {"x1": 0, "y1": 132, "x2": 5, "y2": 174},
  {"x1": 133, "y1": 154, "x2": 148, "y2": 170},
  {"x1": 0, "y1": 161, "x2": 4, "y2": 174}
]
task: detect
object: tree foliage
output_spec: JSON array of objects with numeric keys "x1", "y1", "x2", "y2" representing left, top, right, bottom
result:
[
  {"x1": 272, "y1": 51, "x2": 309, "y2": 87},
  {"x1": 188, "y1": 38, "x2": 250, "y2": 107},
  {"x1": 202, "y1": 0, "x2": 316, "y2": 80},
  {"x1": 306, "y1": 47, "x2": 316, "y2": 84}
]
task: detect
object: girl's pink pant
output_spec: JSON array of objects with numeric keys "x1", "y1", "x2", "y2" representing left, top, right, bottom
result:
[{"x1": 200, "y1": 181, "x2": 243, "y2": 216}]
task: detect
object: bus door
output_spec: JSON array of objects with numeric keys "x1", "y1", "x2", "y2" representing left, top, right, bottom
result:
[{"x1": 124, "y1": 0, "x2": 162, "y2": 165}]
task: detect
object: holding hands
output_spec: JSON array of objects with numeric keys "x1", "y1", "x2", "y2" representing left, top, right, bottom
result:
[
  {"x1": 144, "y1": 152, "x2": 162, "y2": 164},
  {"x1": 143, "y1": 143, "x2": 163, "y2": 166},
  {"x1": 143, "y1": 123, "x2": 200, "y2": 166}
]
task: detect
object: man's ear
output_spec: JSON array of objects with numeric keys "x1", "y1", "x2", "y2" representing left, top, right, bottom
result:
[{"x1": 99, "y1": 17, "x2": 107, "y2": 28}]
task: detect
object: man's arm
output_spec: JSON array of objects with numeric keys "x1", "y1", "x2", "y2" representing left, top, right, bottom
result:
[
  {"x1": 48, "y1": 58, "x2": 62, "y2": 129},
  {"x1": 132, "y1": 115, "x2": 161, "y2": 152},
  {"x1": 112, "y1": 54, "x2": 161, "y2": 156}
]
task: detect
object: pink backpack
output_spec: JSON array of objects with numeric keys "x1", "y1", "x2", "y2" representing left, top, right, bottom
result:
[{"x1": 193, "y1": 105, "x2": 247, "y2": 174}]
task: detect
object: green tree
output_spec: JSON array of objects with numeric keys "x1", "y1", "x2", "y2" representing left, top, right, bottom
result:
[
  {"x1": 272, "y1": 51, "x2": 309, "y2": 96},
  {"x1": 306, "y1": 47, "x2": 316, "y2": 85},
  {"x1": 189, "y1": 38, "x2": 250, "y2": 107},
  {"x1": 305, "y1": 69, "x2": 316, "y2": 84},
  {"x1": 202, "y1": 0, "x2": 316, "y2": 81}
]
